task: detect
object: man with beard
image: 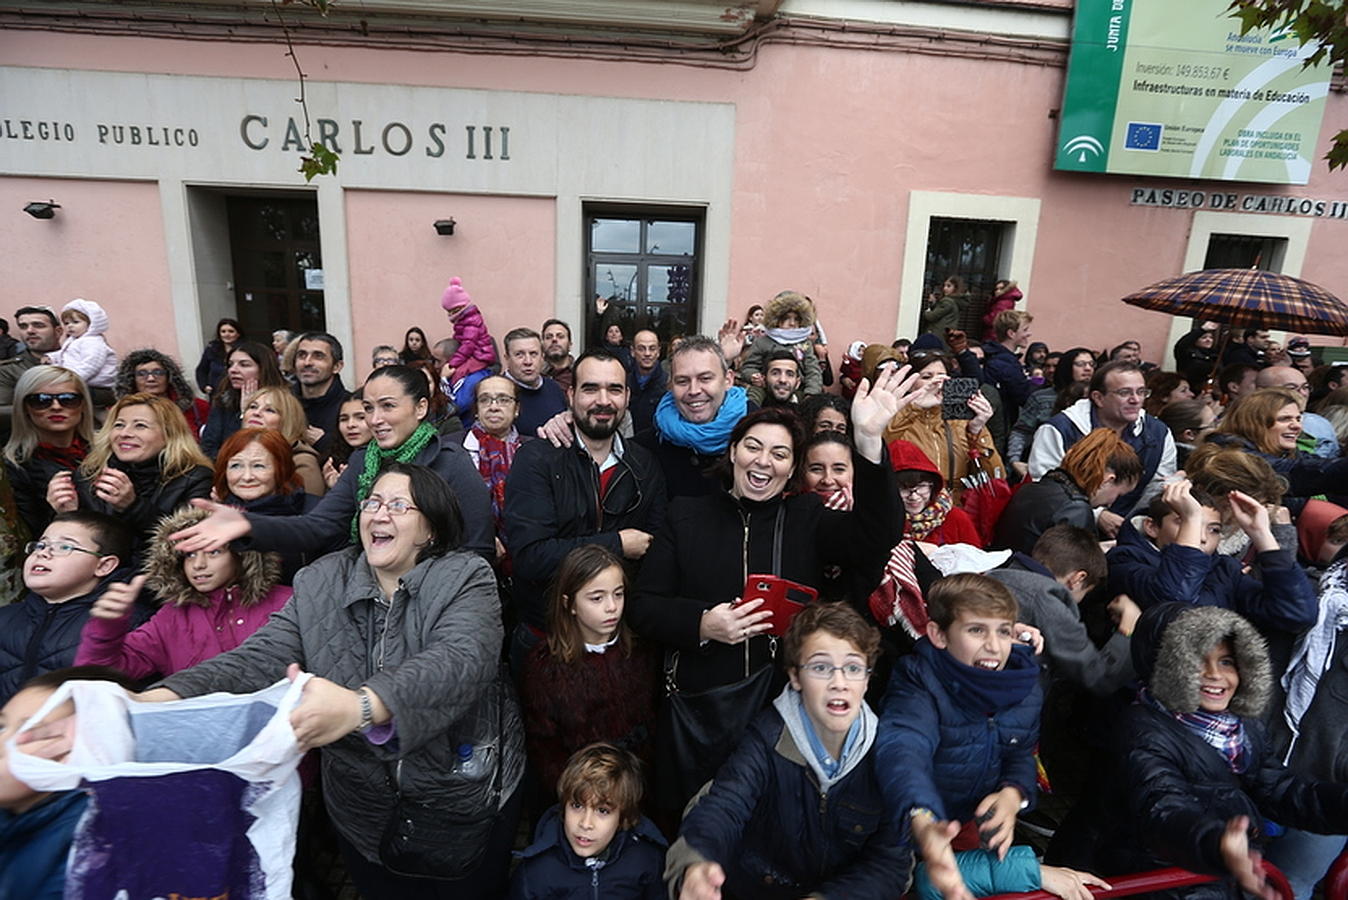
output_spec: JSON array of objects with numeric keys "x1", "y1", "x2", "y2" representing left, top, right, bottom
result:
[
  {"x1": 0, "y1": 307, "x2": 64, "y2": 433},
  {"x1": 503, "y1": 349, "x2": 667, "y2": 667},
  {"x1": 760, "y1": 349, "x2": 803, "y2": 410},
  {"x1": 541, "y1": 318, "x2": 576, "y2": 393},
  {"x1": 288, "y1": 332, "x2": 347, "y2": 457}
]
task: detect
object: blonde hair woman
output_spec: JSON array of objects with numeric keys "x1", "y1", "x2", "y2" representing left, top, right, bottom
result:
[
  {"x1": 3, "y1": 365, "x2": 95, "y2": 535},
  {"x1": 241, "y1": 385, "x2": 325, "y2": 497},
  {"x1": 47, "y1": 393, "x2": 212, "y2": 560}
]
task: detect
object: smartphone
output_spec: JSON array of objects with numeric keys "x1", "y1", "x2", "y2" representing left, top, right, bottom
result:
[
  {"x1": 735, "y1": 575, "x2": 819, "y2": 637},
  {"x1": 942, "y1": 377, "x2": 980, "y2": 420}
]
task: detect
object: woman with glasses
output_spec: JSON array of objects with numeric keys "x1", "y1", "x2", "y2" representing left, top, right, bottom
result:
[
  {"x1": 1007, "y1": 347, "x2": 1098, "y2": 476},
  {"x1": 4, "y1": 365, "x2": 95, "y2": 536},
  {"x1": 458, "y1": 375, "x2": 525, "y2": 561},
  {"x1": 168, "y1": 365, "x2": 494, "y2": 563},
  {"x1": 212, "y1": 427, "x2": 316, "y2": 584},
  {"x1": 1208, "y1": 388, "x2": 1348, "y2": 503},
  {"x1": 46, "y1": 393, "x2": 212, "y2": 563},
  {"x1": 881, "y1": 348, "x2": 1003, "y2": 504},
  {"x1": 888, "y1": 439, "x2": 982, "y2": 547},
  {"x1": 665, "y1": 602, "x2": 908, "y2": 900},
  {"x1": 114, "y1": 349, "x2": 209, "y2": 440},
  {"x1": 631, "y1": 368, "x2": 915, "y2": 819},
  {"x1": 134, "y1": 463, "x2": 525, "y2": 898}
]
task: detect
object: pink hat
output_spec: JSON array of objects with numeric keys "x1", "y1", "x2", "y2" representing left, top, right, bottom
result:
[{"x1": 440, "y1": 276, "x2": 472, "y2": 313}]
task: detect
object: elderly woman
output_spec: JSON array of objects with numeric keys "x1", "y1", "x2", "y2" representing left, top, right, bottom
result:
[
  {"x1": 213, "y1": 427, "x2": 316, "y2": 583},
  {"x1": 145, "y1": 463, "x2": 524, "y2": 898},
  {"x1": 46, "y1": 393, "x2": 213, "y2": 561},
  {"x1": 241, "y1": 385, "x2": 325, "y2": 497},
  {"x1": 3, "y1": 365, "x2": 94, "y2": 536},
  {"x1": 630, "y1": 366, "x2": 915, "y2": 817},
  {"x1": 882, "y1": 347, "x2": 1003, "y2": 503},
  {"x1": 114, "y1": 349, "x2": 209, "y2": 439}
]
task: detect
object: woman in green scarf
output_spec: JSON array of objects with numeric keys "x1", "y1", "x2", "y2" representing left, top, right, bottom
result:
[{"x1": 171, "y1": 366, "x2": 494, "y2": 560}]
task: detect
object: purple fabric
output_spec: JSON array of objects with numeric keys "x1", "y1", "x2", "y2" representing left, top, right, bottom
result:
[
  {"x1": 67, "y1": 768, "x2": 268, "y2": 899},
  {"x1": 364, "y1": 720, "x2": 397, "y2": 746}
]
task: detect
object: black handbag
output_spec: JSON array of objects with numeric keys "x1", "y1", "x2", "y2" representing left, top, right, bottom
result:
[
  {"x1": 656, "y1": 506, "x2": 786, "y2": 812},
  {"x1": 378, "y1": 678, "x2": 506, "y2": 880}
]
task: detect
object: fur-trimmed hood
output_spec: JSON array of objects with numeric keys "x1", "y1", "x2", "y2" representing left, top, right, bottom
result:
[
  {"x1": 764, "y1": 290, "x2": 816, "y2": 329},
  {"x1": 1132, "y1": 602, "x2": 1271, "y2": 718},
  {"x1": 144, "y1": 507, "x2": 282, "y2": 608},
  {"x1": 115, "y1": 348, "x2": 198, "y2": 412}
]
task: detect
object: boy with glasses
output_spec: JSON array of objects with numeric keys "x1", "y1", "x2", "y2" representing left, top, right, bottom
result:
[
  {"x1": 666, "y1": 602, "x2": 910, "y2": 900},
  {"x1": 0, "y1": 512, "x2": 134, "y2": 703}
]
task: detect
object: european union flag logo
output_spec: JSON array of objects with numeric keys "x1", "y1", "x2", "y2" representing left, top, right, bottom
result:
[{"x1": 1125, "y1": 122, "x2": 1162, "y2": 151}]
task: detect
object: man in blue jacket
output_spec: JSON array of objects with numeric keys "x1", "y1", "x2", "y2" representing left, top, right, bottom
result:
[{"x1": 980, "y1": 310, "x2": 1036, "y2": 426}]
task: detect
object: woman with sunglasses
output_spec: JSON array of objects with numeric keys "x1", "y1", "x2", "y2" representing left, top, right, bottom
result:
[
  {"x1": 46, "y1": 393, "x2": 212, "y2": 562},
  {"x1": 4, "y1": 366, "x2": 95, "y2": 536},
  {"x1": 168, "y1": 365, "x2": 494, "y2": 563},
  {"x1": 114, "y1": 349, "x2": 209, "y2": 440}
]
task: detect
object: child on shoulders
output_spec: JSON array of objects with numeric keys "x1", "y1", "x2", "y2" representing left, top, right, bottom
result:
[{"x1": 51, "y1": 300, "x2": 118, "y2": 399}]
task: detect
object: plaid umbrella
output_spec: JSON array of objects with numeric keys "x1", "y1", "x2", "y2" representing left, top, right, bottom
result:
[{"x1": 1122, "y1": 268, "x2": 1348, "y2": 336}]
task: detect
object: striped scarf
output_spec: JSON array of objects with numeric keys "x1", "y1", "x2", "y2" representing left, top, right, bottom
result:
[
  {"x1": 904, "y1": 489, "x2": 954, "y2": 541},
  {"x1": 471, "y1": 425, "x2": 519, "y2": 531},
  {"x1": 1143, "y1": 686, "x2": 1250, "y2": 773},
  {"x1": 867, "y1": 539, "x2": 926, "y2": 639}
]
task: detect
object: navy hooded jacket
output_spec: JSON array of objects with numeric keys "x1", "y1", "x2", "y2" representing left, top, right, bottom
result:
[
  {"x1": 1105, "y1": 519, "x2": 1316, "y2": 635},
  {"x1": 509, "y1": 804, "x2": 666, "y2": 900}
]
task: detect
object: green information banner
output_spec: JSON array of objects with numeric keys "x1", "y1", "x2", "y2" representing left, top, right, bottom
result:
[{"x1": 1055, "y1": 0, "x2": 1333, "y2": 185}]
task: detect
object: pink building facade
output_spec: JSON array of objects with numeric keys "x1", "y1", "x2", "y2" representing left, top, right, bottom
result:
[{"x1": 3, "y1": 0, "x2": 1346, "y2": 381}]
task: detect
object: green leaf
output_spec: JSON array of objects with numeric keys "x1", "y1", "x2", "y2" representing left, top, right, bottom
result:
[
  {"x1": 299, "y1": 142, "x2": 340, "y2": 181},
  {"x1": 1326, "y1": 128, "x2": 1348, "y2": 171}
]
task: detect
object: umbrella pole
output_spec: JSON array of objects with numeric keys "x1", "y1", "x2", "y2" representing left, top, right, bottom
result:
[{"x1": 1206, "y1": 328, "x2": 1234, "y2": 397}]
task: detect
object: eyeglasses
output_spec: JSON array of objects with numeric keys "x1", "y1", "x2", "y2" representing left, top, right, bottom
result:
[
  {"x1": 899, "y1": 483, "x2": 933, "y2": 497},
  {"x1": 1277, "y1": 383, "x2": 1312, "y2": 394},
  {"x1": 478, "y1": 394, "x2": 517, "y2": 408},
  {"x1": 373, "y1": 357, "x2": 399, "y2": 368},
  {"x1": 799, "y1": 662, "x2": 870, "y2": 681},
  {"x1": 1102, "y1": 388, "x2": 1151, "y2": 400},
  {"x1": 134, "y1": 368, "x2": 167, "y2": 380},
  {"x1": 24, "y1": 392, "x2": 84, "y2": 410},
  {"x1": 359, "y1": 497, "x2": 419, "y2": 515},
  {"x1": 26, "y1": 540, "x2": 100, "y2": 558}
]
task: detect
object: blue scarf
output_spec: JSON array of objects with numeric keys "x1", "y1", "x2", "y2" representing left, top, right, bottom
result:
[
  {"x1": 766, "y1": 325, "x2": 814, "y2": 344},
  {"x1": 653, "y1": 385, "x2": 748, "y2": 456},
  {"x1": 793, "y1": 690, "x2": 861, "y2": 779},
  {"x1": 916, "y1": 639, "x2": 1039, "y2": 715}
]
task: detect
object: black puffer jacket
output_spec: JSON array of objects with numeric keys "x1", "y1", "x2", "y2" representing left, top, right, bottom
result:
[
  {"x1": 74, "y1": 458, "x2": 213, "y2": 562},
  {"x1": 162, "y1": 547, "x2": 524, "y2": 863},
  {"x1": 1069, "y1": 605, "x2": 1348, "y2": 900},
  {"x1": 991, "y1": 468, "x2": 1094, "y2": 553},
  {"x1": 503, "y1": 437, "x2": 666, "y2": 628}
]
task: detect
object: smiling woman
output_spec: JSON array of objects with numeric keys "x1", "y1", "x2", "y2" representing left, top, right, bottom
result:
[
  {"x1": 46, "y1": 393, "x2": 212, "y2": 563},
  {"x1": 4, "y1": 365, "x2": 95, "y2": 536},
  {"x1": 630, "y1": 367, "x2": 918, "y2": 817}
]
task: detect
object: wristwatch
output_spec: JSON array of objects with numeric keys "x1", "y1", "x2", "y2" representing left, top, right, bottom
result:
[{"x1": 355, "y1": 686, "x2": 373, "y2": 732}]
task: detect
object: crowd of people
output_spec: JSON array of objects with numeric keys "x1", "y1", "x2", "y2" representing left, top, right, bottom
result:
[{"x1": 2, "y1": 277, "x2": 1348, "y2": 900}]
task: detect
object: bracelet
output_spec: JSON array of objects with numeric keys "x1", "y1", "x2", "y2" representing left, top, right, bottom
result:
[
  {"x1": 909, "y1": 806, "x2": 935, "y2": 821},
  {"x1": 355, "y1": 686, "x2": 373, "y2": 732}
]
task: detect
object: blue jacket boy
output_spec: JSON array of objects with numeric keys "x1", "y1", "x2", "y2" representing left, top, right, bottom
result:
[
  {"x1": 510, "y1": 804, "x2": 666, "y2": 900},
  {"x1": 0, "y1": 790, "x2": 88, "y2": 900}
]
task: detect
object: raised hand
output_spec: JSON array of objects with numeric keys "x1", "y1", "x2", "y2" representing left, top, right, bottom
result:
[
  {"x1": 169, "y1": 499, "x2": 251, "y2": 553},
  {"x1": 850, "y1": 364, "x2": 919, "y2": 463},
  {"x1": 91, "y1": 574, "x2": 147, "y2": 620}
]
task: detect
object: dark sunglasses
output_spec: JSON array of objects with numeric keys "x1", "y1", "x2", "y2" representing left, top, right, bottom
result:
[{"x1": 24, "y1": 392, "x2": 84, "y2": 410}]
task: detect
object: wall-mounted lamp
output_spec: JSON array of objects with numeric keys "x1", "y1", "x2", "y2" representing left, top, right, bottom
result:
[
  {"x1": 433, "y1": 218, "x2": 456, "y2": 236},
  {"x1": 24, "y1": 200, "x2": 60, "y2": 219}
]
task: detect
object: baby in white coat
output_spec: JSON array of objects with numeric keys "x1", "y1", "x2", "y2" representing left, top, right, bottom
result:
[{"x1": 49, "y1": 299, "x2": 118, "y2": 390}]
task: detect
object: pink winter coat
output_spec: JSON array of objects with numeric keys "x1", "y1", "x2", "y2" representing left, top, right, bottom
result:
[
  {"x1": 448, "y1": 304, "x2": 497, "y2": 373},
  {"x1": 981, "y1": 286, "x2": 1024, "y2": 341},
  {"x1": 75, "y1": 583, "x2": 292, "y2": 678}
]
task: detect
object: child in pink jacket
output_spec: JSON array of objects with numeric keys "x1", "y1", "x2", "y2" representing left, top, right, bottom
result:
[
  {"x1": 74, "y1": 507, "x2": 291, "y2": 679},
  {"x1": 440, "y1": 276, "x2": 497, "y2": 381}
]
